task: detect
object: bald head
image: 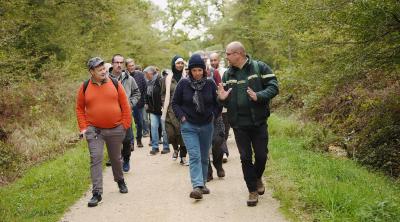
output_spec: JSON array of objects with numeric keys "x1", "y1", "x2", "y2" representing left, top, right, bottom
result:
[
  {"x1": 225, "y1": 41, "x2": 247, "y2": 68},
  {"x1": 226, "y1": 41, "x2": 245, "y2": 55},
  {"x1": 210, "y1": 52, "x2": 220, "y2": 69}
]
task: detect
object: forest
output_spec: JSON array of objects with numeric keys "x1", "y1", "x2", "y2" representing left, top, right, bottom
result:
[{"x1": 0, "y1": 0, "x2": 399, "y2": 184}]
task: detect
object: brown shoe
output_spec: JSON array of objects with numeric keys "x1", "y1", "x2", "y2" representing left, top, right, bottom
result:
[
  {"x1": 201, "y1": 186, "x2": 210, "y2": 194},
  {"x1": 217, "y1": 168, "x2": 225, "y2": 178},
  {"x1": 189, "y1": 187, "x2": 203, "y2": 199},
  {"x1": 247, "y1": 192, "x2": 259, "y2": 207},
  {"x1": 137, "y1": 140, "x2": 143, "y2": 148},
  {"x1": 256, "y1": 179, "x2": 265, "y2": 195}
]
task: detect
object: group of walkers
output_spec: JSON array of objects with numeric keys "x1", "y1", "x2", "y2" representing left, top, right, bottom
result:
[{"x1": 75, "y1": 41, "x2": 279, "y2": 208}]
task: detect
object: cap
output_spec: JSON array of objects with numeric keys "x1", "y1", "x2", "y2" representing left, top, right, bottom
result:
[{"x1": 87, "y1": 57, "x2": 104, "y2": 70}]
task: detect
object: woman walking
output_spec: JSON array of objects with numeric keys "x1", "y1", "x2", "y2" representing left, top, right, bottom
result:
[
  {"x1": 161, "y1": 56, "x2": 188, "y2": 165},
  {"x1": 172, "y1": 54, "x2": 221, "y2": 199}
]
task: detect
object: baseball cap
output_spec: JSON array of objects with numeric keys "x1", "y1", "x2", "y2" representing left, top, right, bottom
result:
[{"x1": 87, "y1": 57, "x2": 104, "y2": 70}]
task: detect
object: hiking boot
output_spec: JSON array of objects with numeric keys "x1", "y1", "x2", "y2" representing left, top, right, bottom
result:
[
  {"x1": 247, "y1": 192, "x2": 259, "y2": 207},
  {"x1": 217, "y1": 168, "x2": 225, "y2": 178},
  {"x1": 106, "y1": 159, "x2": 112, "y2": 167},
  {"x1": 117, "y1": 179, "x2": 128, "y2": 193},
  {"x1": 122, "y1": 160, "x2": 130, "y2": 172},
  {"x1": 88, "y1": 193, "x2": 102, "y2": 207},
  {"x1": 180, "y1": 157, "x2": 189, "y2": 166},
  {"x1": 158, "y1": 139, "x2": 162, "y2": 144},
  {"x1": 201, "y1": 186, "x2": 210, "y2": 194},
  {"x1": 137, "y1": 140, "x2": 143, "y2": 148},
  {"x1": 149, "y1": 149, "x2": 159, "y2": 155},
  {"x1": 256, "y1": 178, "x2": 265, "y2": 195},
  {"x1": 161, "y1": 149, "x2": 170, "y2": 154},
  {"x1": 130, "y1": 143, "x2": 134, "y2": 151},
  {"x1": 143, "y1": 132, "x2": 149, "y2": 137},
  {"x1": 189, "y1": 187, "x2": 203, "y2": 199},
  {"x1": 207, "y1": 172, "x2": 213, "y2": 182},
  {"x1": 172, "y1": 150, "x2": 178, "y2": 161}
]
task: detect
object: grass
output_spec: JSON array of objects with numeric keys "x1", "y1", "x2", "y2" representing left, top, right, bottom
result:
[
  {"x1": 266, "y1": 114, "x2": 400, "y2": 221},
  {"x1": 0, "y1": 141, "x2": 90, "y2": 222}
]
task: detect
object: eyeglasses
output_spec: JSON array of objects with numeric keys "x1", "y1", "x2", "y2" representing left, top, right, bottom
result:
[
  {"x1": 113, "y1": 61, "x2": 124, "y2": 64},
  {"x1": 225, "y1": 51, "x2": 237, "y2": 56}
]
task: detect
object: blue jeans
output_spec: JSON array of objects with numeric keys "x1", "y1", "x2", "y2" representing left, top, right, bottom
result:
[
  {"x1": 150, "y1": 113, "x2": 169, "y2": 151},
  {"x1": 181, "y1": 121, "x2": 213, "y2": 188},
  {"x1": 133, "y1": 106, "x2": 144, "y2": 141},
  {"x1": 142, "y1": 108, "x2": 150, "y2": 135}
]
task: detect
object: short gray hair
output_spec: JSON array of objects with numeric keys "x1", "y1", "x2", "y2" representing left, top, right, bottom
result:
[{"x1": 143, "y1": 66, "x2": 156, "y2": 74}]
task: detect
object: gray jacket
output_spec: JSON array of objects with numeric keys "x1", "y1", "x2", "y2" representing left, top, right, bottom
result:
[{"x1": 110, "y1": 71, "x2": 140, "y2": 109}]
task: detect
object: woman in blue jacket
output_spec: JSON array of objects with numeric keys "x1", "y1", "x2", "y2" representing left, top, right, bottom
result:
[{"x1": 172, "y1": 53, "x2": 221, "y2": 200}]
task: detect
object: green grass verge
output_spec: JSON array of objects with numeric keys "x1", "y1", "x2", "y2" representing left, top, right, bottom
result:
[
  {"x1": 266, "y1": 114, "x2": 400, "y2": 221},
  {"x1": 0, "y1": 141, "x2": 90, "y2": 222}
]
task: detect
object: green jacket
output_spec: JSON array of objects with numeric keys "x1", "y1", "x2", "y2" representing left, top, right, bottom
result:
[{"x1": 221, "y1": 56, "x2": 279, "y2": 128}]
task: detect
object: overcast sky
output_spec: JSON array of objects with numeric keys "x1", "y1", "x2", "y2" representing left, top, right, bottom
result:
[{"x1": 149, "y1": 0, "x2": 167, "y2": 9}]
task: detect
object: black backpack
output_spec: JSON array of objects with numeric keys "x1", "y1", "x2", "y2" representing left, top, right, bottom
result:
[{"x1": 83, "y1": 77, "x2": 118, "y2": 94}]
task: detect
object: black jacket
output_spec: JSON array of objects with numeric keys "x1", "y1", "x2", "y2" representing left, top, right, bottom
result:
[{"x1": 145, "y1": 74, "x2": 163, "y2": 115}]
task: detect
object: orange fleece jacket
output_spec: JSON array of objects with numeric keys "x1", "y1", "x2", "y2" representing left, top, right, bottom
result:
[{"x1": 76, "y1": 78, "x2": 132, "y2": 132}]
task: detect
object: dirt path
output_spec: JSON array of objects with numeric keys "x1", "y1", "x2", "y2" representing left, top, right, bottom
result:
[{"x1": 61, "y1": 133, "x2": 287, "y2": 222}]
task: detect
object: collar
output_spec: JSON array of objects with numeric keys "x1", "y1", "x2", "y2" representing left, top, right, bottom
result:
[{"x1": 91, "y1": 76, "x2": 109, "y2": 85}]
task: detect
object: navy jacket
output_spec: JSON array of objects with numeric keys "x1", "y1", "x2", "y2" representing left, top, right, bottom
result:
[
  {"x1": 129, "y1": 70, "x2": 147, "y2": 109},
  {"x1": 172, "y1": 78, "x2": 221, "y2": 125}
]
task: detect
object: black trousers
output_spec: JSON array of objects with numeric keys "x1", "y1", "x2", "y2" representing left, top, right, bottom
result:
[
  {"x1": 121, "y1": 126, "x2": 133, "y2": 162},
  {"x1": 208, "y1": 142, "x2": 224, "y2": 176},
  {"x1": 233, "y1": 124, "x2": 268, "y2": 192}
]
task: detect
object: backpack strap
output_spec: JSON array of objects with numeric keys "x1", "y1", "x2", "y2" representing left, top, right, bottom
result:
[
  {"x1": 83, "y1": 79, "x2": 90, "y2": 94},
  {"x1": 83, "y1": 78, "x2": 118, "y2": 94},
  {"x1": 252, "y1": 60, "x2": 260, "y2": 77},
  {"x1": 110, "y1": 77, "x2": 119, "y2": 91}
]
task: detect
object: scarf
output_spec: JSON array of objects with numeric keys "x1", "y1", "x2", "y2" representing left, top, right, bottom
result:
[
  {"x1": 146, "y1": 73, "x2": 158, "y2": 96},
  {"x1": 189, "y1": 76, "x2": 207, "y2": 113}
]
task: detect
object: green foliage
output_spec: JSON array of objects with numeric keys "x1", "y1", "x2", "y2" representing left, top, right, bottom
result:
[
  {"x1": 206, "y1": 0, "x2": 400, "y2": 177},
  {"x1": 267, "y1": 114, "x2": 400, "y2": 221},
  {"x1": 0, "y1": 142, "x2": 90, "y2": 222}
]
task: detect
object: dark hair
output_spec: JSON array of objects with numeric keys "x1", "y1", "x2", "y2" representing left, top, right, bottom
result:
[{"x1": 112, "y1": 54, "x2": 124, "y2": 63}]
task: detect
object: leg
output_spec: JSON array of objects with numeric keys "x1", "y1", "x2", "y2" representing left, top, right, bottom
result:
[
  {"x1": 133, "y1": 106, "x2": 143, "y2": 143},
  {"x1": 233, "y1": 127, "x2": 257, "y2": 192},
  {"x1": 251, "y1": 124, "x2": 268, "y2": 179},
  {"x1": 122, "y1": 126, "x2": 133, "y2": 162},
  {"x1": 142, "y1": 108, "x2": 149, "y2": 136},
  {"x1": 149, "y1": 113, "x2": 160, "y2": 152},
  {"x1": 85, "y1": 126, "x2": 105, "y2": 194},
  {"x1": 199, "y1": 122, "x2": 213, "y2": 185},
  {"x1": 161, "y1": 118, "x2": 169, "y2": 151},
  {"x1": 222, "y1": 112, "x2": 230, "y2": 156},
  {"x1": 103, "y1": 125, "x2": 126, "y2": 183},
  {"x1": 180, "y1": 121, "x2": 203, "y2": 188}
]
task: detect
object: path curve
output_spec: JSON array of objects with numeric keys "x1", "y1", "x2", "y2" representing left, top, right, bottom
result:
[{"x1": 61, "y1": 132, "x2": 287, "y2": 222}]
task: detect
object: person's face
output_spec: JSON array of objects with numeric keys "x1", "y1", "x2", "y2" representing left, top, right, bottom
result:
[
  {"x1": 210, "y1": 56, "x2": 219, "y2": 69},
  {"x1": 126, "y1": 62, "x2": 135, "y2": 73},
  {"x1": 112, "y1": 56, "x2": 124, "y2": 74},
  {"x1": 225, "y1": 48, "x2": 240, "y2": 67},
  {"x1": 90, "y1": 65, "x2": 107, "y2": 82},
  {"x1": 175, "y1": 61, "x2": 184, "y2": 71},
  {"x1": 191, "y1": 67, "x2": 204, "y2": 81},
  {"x1": 144, "y1": 71, "x2": 153, "y2": 80}
]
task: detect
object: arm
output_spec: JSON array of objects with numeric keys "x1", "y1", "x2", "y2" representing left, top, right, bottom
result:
[
  {"x1": 161, "y1": 74, "x2": 172, "y2": 121},
  {"x1": 171, "y1": 80, "x2": 185, "y2": 121},
  {"x1": 75, "y1": 84, "x2": 88, "y2": 133},
  {"x1": 130, "y1": 78, "x2": 140, "y2": 108},
  {"x1": 118, "y1": 82, "x2": 132, "y2": 129},
  {"x1": 255, "y1": 62, "x2": 279, "y2": 103}
]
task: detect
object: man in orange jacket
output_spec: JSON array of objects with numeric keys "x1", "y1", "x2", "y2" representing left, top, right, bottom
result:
[{"x1": 76, "y1": 57, "x2": 132, "y2": 207}]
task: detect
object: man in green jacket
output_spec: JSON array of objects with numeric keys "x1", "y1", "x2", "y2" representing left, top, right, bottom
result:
[{"x1": 218, "y1": 41, "x2": 279, "y2": 207}]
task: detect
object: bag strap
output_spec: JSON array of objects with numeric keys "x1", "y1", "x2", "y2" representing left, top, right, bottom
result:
[{"x1": 83, "y1": 78, "x2": 118, "y2": 94}]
